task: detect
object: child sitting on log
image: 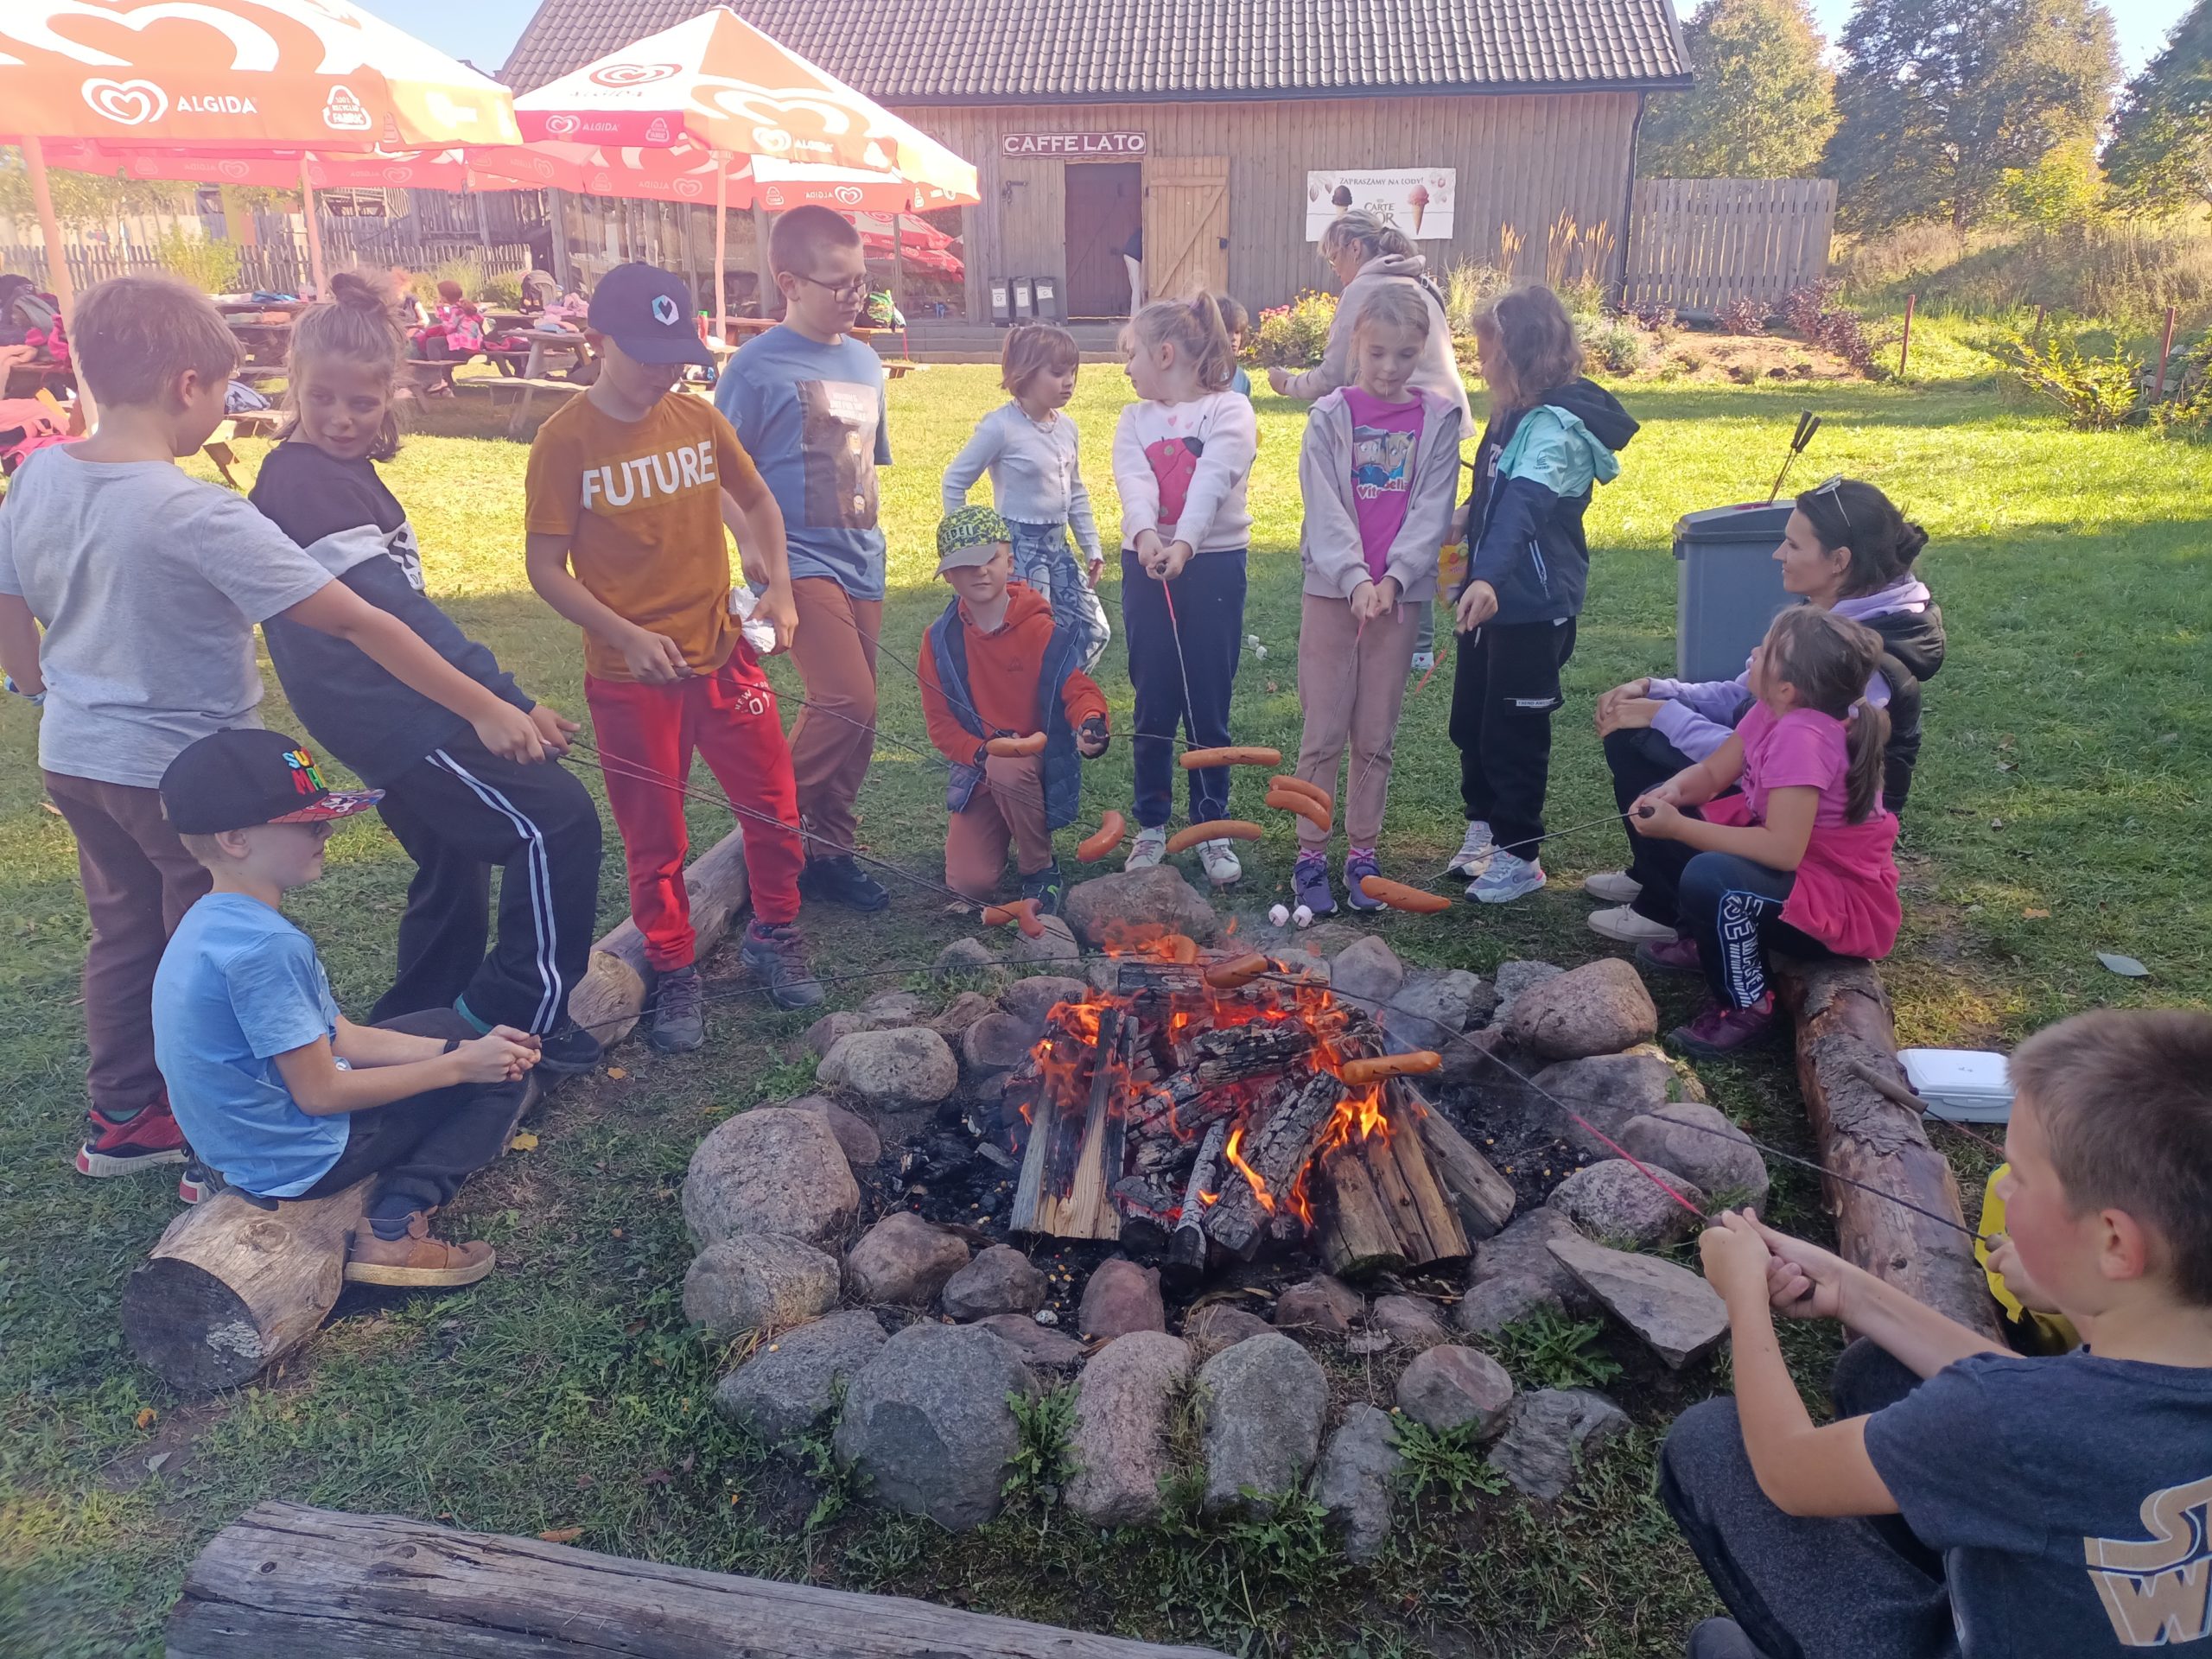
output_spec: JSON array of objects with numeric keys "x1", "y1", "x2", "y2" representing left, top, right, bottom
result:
[
  {"x1": 1668, "y1": 1007, "x2": 2212, "y2": 1659},
  {"x1": 152, "y1": 730, "x2": 537, "y2": 1287},
  {"x1": 918, "y1": 506, "x2": 1109, "y2": 918}
]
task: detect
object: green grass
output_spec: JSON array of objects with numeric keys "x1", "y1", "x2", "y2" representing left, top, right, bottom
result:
[{"x1": 2, "y1": 357, "x2": 2207, "y2": 1656}]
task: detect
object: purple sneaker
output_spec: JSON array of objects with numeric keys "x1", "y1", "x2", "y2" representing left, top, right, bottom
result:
[
  {"x1": 1293, "y1": 851, "x2": 1336, "y2": 915},
  {"x1": 1672, "y1": 995, "x2": 1779, "y2": 1058},
  {"x1": 1344, "y1": 848, "x2": 1384, "y2": 911},
  {"x1": 1636, "y1": 934, "x2": 1704, "y2": 975}
]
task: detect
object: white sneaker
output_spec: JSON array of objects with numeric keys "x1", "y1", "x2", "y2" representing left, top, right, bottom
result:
[
  {"x1": 1446, "y1": 819, "x2": 1495, "y2": 876},
  {"x1": 1468, "y1": 851, "x2": 1545, "y2": 904},
  {"x1": 1587, "y1": 904, "x2": 1677, "y2": 944},
  {"x1": 1125, "y1": 824, "x2": 1167, "y2": 870},
  {"x1": 1583, "y1": 869, "x2": 1643, "y2": 904},
  {"x1": 1197, "y1": 838, "x2": 1243, "y2": 887}
]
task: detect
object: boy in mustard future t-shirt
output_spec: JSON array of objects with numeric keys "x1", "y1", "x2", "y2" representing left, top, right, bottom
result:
[{"x1": 524, "y1": 264, "x2": 819, "y2": 1052}]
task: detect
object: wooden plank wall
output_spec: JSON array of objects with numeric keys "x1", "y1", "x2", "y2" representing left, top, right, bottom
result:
[
  {"x1": 897, "y1": 93, "x2": 1641, "y2": 321},
  {"x1": 1622, "y1": 178, "x2": 1837, "y2": 316}
]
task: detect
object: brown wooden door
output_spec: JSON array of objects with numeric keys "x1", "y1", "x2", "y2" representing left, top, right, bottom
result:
[
  {"x1": 1143, "y1": 156, "x2": 1229, "y2": 304},
  {"x1": 997, "y1": 155, "x2": 1066, "y2": 289},
  {"x1": 1065, "y1": 162, "x2": 1142, "y2": 318}
]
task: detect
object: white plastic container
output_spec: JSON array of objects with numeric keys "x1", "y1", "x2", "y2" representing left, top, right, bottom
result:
[{"x1": 1899, "y1": 1048, "x2": 2015, "y2": 1124}]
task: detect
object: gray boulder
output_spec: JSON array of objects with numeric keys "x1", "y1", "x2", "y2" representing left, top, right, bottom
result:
[
  {"x1": 681, "y1": 1233, "x2": 842, "y2": 1338},
  {"x1": 683, "y1": 1108, "x2": 859, "y2": 1249},
  {"x1": 1395, "y1": 1344, "x2": 1516, "y2": 1438},
  {"x1": 1486, "y1": 1387, "x2": 1631, "y2": 1503},
  {"x1": 834, "y1": 1322, "x2": 1036, "y2": 1529},
  {"x1": 803, "y1": 1009, "x2": 886, "y2": 1058},
  {"x1": 1062, "y1": 867, "x2": 1222, "y2": 950},
  {"x1": 817, "y1": 1027, "x2": 960, "y2": 1108},
  {"x1": 1491, "y1": 960, "x2": 1566, "y2": 1020},
  {"x1": 1548, "y1": 1159, "x2": 1707, "y2": 1249},
  {"x1": 960, "y1": 1009, "x2": 1041, "y2": 1079},
  {"x1": 1078, "y1": 1257, "x2": 1166, "y2": 1339},
  {"x1": 977, "y1": 1313, "x2": 1087, "y2": 1367},
  {"x1": 1198, "y1": 1332, "x2": 1328, "y2": 1514},
  {"x1": 1274, "y1": 1274, "x2": 1363, "y2": 1338},
  {"x1": 941, "y1": 1244, "x2": 1049, "y2": 1319},
  {"x1": 712, "y1": 1310, "x2": 886, "y2": 1444},
  {"x1": 933, "y1": 937, "x2": 1001, "y2": 976},
  {"x1": 1383, "y1": 969, "x2": 1485, "y2": 1051},
  {"x1": 844, "y1": 1211, "x2": 971, "y2": 1306},
  {"x1": 1548, "y1": 1233, "x2": 1730, "y2": 1370},
  {"x1": 858, "y1": 988, "x2": 931, "y2": 1022},
  {"x1": 1329, "y1": 936, "x2": 1404, "y2": 1019},
  {"x1": 1503, "y1": 958, "x2": 1659, "y2": 1061},
  {"x1": 1315, "y1": 1404, "x2": 1404, "y2": 1562},
  {"x1": 1007, "y1": 913, "x2": 1083, "y2": 966},
  {"x1": 1622, "y1": 1103, "x2": 1769, "y2": 1211},
  {"x1": 928, "y1": 989, "x2": 998, "y2": 1037},
  {"x1": 1064, "y1": 1332, "x2": 1192, "y2": 1526},
  {"x1": 1369, "y1": 1294, "x2": 1450, "y2": 1348},
  {"x1": 1185, "y1": 1301, "x2": 1274, "y2": 1350},
  {"x1": 785, "y1": 1094, "x2": 882, "y2": 1167},
  {"x1": 1530, "y1": 1052, "x2": 1678, "y2": 1157},
  {"x1": 1456, "y1": 1207, "x2": 1593, "y2": 1337},
  {"x1": 999, "y1": 976, "x2": 1090, "y2": 1023}
]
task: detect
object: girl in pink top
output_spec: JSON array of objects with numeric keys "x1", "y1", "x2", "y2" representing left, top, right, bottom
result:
[{"x1": 1628, "y1": 607, "x2": 1901, "y2": 1055}]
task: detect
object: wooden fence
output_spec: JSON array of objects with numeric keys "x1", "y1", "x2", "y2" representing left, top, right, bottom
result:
[
  {"x1": 1624, "y1": 177, "x2": 1836, "y2": 316},
  {"x1": 2, "y1": 216, "x2": 535, "y2": 296}
]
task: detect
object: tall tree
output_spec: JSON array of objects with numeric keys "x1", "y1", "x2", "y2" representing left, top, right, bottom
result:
[
  {"x1": 1641, "y1": 0, "x2": 1839, "y2": 178},
  {"x1": 1825, "y1": 0, "x2": 2120, "y2": 232},
  {"x1": 2103, "y1": 0, "x2": 2212, "y2": 212}
]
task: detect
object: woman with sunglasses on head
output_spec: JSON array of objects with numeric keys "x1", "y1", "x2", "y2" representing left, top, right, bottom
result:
[{"x1": 1585, "y1": 477, "x2": 1943, "y2": 947}]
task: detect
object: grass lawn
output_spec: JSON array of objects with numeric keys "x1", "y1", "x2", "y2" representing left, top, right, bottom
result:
[{"x1": 2, "y1": 348, "x2": 2206, "y2": 1657}]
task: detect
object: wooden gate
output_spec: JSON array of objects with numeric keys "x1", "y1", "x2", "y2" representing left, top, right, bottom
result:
[
  {"x1": 997, "y1": 154, "x2": 1068, "y2": 289},
  {"x1": 1143, "y1": 156, "x2": 1228, "y2": 305},
  {"x1": 1624, "y1": 178, "x2": 1835, "y2": 316}
]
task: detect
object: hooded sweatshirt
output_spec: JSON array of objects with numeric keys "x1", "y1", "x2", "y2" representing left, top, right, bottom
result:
[
  {"x1": 1280, "y1": 253, "x2": 1474, "y2": 429},
  {"x1": 1298, "y1": 386, "x2": 1464, "y2": 602},
  {"x1": 1643, "y1": 575, "x2": 1946, "y2": 810},
  {"x1": 1459, "y1": 378, "x2": 1638, "y2": 626}
]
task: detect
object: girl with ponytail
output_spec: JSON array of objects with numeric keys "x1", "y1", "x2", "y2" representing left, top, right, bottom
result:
[
  {"x1": 1626, "y1": 607, "x2": 1903, "y2": 1056},
  {"x1": 249, "y1": 270, "x2": 608, "y2": 1073}
]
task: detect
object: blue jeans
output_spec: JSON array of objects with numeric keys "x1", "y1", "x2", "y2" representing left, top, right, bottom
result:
[
  {"x1": 1007, "y1": 518, "x2": 1109, "y2": 671},
  {"x1": 1121, "y1": 548, "x2": 1246, "y2": 830},
  {"x1": 1676, "y1": 850, "x2": 1829, "y2": 1008}
]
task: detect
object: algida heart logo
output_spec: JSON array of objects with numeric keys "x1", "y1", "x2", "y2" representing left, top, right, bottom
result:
[{"x1": 81, "y1": 79, "x2": 168, "y2": 127}]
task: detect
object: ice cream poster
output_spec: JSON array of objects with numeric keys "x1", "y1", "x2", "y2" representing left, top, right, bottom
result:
[{"x1": 1306, "y1": 170, "x2": 1455, "y2": 241}]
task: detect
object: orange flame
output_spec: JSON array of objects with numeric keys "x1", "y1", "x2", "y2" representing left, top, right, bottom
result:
[{"x1": 1224, "y1": 1123, "x2": 1274, "y2": 1213}]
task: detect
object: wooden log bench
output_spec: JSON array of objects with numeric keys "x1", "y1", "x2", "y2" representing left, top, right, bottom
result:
[
  {"x1": 168, "y1": 1501, "x2": 1228, "y2": 1657},
  {"x1": 1773, "y1": 956, "x2": 2000, "y2": 1338},
  {"x1": 566, "y1": 824, "x2": 748, "y2": 1049}
]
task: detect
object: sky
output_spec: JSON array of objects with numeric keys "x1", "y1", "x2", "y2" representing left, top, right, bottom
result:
[{"x1": 391, "y1": 0, "x2": 2194, "y2": 81}]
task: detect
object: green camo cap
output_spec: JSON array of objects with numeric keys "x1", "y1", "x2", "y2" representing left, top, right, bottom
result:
[{"x1": 936, "y1": 504, "x2": 1011, "y2": 574}]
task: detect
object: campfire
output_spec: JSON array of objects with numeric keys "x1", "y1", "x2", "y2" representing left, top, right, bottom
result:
[{"x1": 1000, "y1": 937, "x2": 1505, "y2": 1281}]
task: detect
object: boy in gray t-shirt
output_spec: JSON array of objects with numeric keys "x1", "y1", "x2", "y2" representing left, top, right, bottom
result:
[{"x1": 0, "y1": 276, "x2": 543, "y2": 1190}]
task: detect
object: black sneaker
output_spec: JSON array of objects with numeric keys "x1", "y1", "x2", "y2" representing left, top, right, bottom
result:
[
  {"x1": 532, "y1": 1018, "x2": 605, "y2": 1076},
  {"x1": 178, "y1": 1153, "x2": 223, "y2": 1205},
  {"x1": 740, "y1": 920, "x2": 825, "y2": 1010},
  {"x1": 798, "y1": 855, "x2": 890, "y2": 912},
  {"x1": 1688, "y1": 1620, "x2": 1770, "y2": 1659},
  {"x1": 1020, "y1": 859, "x2": 1065, "y2": 917},
  {"x1": 648, "y1": 964, "x2": 706, "y2": 1053}
]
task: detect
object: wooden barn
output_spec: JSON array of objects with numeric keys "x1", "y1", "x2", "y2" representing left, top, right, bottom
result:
[{"x1": 502, "y1": 0, "x2": 1689, "y2": 323}]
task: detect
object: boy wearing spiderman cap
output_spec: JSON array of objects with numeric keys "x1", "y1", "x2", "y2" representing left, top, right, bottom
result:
[{"x1": 152, "y1": 729, "x2": 537, "y2": 1287}]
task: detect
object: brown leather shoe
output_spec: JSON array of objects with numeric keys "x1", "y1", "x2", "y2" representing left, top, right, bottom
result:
[{"x1": 344, "y1": 1211, "x2": 495, "y2": 1287}]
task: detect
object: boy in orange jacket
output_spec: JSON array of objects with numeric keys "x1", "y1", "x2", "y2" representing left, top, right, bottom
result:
[{"x1": 918, "y1": 507, "x2": 1109, "y2": 916}]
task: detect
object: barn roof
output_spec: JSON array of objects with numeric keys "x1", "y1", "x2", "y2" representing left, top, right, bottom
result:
[{"x1": 501, "y1": 0, "x2": 1691, "y2": 102}]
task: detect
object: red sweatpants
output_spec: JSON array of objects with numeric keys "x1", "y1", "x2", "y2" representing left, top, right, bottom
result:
[{"x1": 585, "y1": 657, "x2": 804, "y2": 971}]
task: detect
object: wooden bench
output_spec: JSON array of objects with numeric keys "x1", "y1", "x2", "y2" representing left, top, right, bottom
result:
[
  {"x1": 170, "y1": 1502, "x2": 1228, "y2": 1656},
  {"x1": 454, "y1": 374, "x2": 588, "y2": 438},
  {"x1": 200, "y1": 410, "x2": 283, "y2": 488}
]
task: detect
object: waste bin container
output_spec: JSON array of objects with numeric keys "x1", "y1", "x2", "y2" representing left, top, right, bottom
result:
[
  {"x1": 1032, "y1": 274, "x2": 1062, "y2": 322},
  {"x1": 988, "y1": 276, "x2": 1013, "y2": 326},
  {"x1": 1673, "y1": 501, "x2": 1796, "y2": 681},
  {"x1": 1011, "y1": 276, "x2": 1035, "y2": 322}
]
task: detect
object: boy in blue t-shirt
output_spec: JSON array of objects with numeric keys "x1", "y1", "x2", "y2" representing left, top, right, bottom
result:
[
  {"x1": 152, "y1": 730, "x2": 538, "y2": 1286},
  {"x1": 715, "y1": 206, "x2": 893, "y2": 914},
  {"x1": 1665, "y1": 1007, "x2": 2212, "y2": 1659}
]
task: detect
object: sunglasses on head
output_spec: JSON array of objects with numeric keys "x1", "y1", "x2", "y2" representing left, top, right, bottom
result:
[{"x1": 1810, "y1": 474, "x2": 1852, "y2": 529}]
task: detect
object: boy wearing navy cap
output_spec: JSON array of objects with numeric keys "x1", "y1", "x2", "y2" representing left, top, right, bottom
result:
[
  {"x1": 152, "y1": 730, "x2": 538, "y2": 1287},
  {"x1": 524, "y1": 263, "x2": 819, "y2": 1052}
]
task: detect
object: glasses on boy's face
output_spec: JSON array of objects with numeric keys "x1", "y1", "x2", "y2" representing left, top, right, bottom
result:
[{"x1": 795, "y1": 272, "x2": 870, "y2": 303}]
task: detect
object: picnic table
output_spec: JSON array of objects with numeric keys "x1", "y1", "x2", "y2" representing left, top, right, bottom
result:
[{"x1": 223, "y1": 308, "x2": 300, "y2": 367}]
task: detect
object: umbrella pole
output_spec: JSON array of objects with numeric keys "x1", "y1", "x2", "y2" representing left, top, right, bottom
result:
[
  {"x1": 299, "y1": 156, "x2": 327, "y2": 297},
  {"x1": 714, "y1": 149, "x2": 728, "y2": 343},
  {"x1": 22, "y1": 137, "x2": 96, "y2": 427}
]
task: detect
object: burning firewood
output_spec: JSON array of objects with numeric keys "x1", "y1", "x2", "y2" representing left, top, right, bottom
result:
[{"x1": 1205, "y1": 1071, "x2": 1348, "y2": 1258}]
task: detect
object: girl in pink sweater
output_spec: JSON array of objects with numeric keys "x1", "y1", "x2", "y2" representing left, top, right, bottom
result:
[{"x1": 1629, "y1": 607, "x2": 1901, "y2": 1055}]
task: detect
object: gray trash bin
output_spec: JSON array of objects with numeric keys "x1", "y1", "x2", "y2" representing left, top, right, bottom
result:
[{"x1": 1673, "y1": 502, "x2": 1796, "y2": 681}]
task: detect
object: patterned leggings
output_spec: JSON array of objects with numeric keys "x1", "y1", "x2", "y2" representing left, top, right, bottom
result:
[
  {"x1": 1676, "y1": 851, "x2": 1830, "y2": 1008},
  {"x1": 1007, "y1": 518, "x2": 1110, "y2": 671}
]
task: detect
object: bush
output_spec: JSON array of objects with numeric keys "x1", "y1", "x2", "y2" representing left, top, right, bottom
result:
[
  {"x1": 1441, "y1": 259, "x2": 1513, "y2": 335},
  {"x1": 1578, "y1": 314, "x2": 1648, "y2": 376},
  {"x1": 2002, "y1": 327, "x2": 2143, "y2": 431},
  {"x1": 151, "y1": 230, "x2": 242, "y2": 296},
  {"x1": 1249, "y1": 289, "x2": 1337, "y2": 367},
  {"x1": 1781, "y1": 280, "x2": 1884, "y2": 378},
  {"x1": 481, "y1": 270, "x2": 524, "y2": 309},
  {"x1": 1838, "y1": 219, "x2": 2212, "y2": 332},
  {"x1": 1717, "y1": 296, "x2": 1768, "y2": 336}
]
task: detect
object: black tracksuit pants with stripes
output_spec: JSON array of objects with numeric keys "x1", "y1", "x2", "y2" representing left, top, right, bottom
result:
[{"x1": 367, "y1": 734, "x2": 603, "y2": 1037}]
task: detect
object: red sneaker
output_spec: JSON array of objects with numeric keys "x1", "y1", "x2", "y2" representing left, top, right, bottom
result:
[
  {"x1": 1672, "y1": 996, "x2": 1778, "y2": 1058},
  {"x1": 76, "y1": 1095, "x2": 188, "y2": 1177},
  {"x1": 1636, "y1": 934, "x2": 1704, "y2": 975}
]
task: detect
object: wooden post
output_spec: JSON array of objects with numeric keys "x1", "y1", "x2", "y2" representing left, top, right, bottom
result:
[
  {"x1": 565, "y1": 826, "x2": 749, "y2": 1048},
  {"x1": 548, "y1": 188, "x2": 575, "y2": 292},
  {"x1": 753, "y1": 201, "x2": 776, "y2": 318},
  {"x1": 21, "y1": 137, "x2": 95, "y2": 425},
  {"x1": 891, "y1": 213, "x2": 904, "y2": 320},
  {"x1": 2157, "y1": 304, "x2": 2179, "y2": 400},
  {"x1": 713, "y1": 149, "x2": 729, "y2": 340},
  {"x1": 169, "y1": 1502, "x2": 1230, "y2": 1656},
  {"x1": 1772, "y1": 957, "x2": 1999, "y2": 1338},
  {"x1": 297, "y1": 156, "x2": 327, "y2": 297},
  {"x1": 1898, "y1": 292, "x2": 1916, "y2": 376}
]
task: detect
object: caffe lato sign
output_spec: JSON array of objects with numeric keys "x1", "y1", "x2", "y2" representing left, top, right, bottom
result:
[{"x1": 1001, "y1": 131, "x2": 1147, "y2": 158}]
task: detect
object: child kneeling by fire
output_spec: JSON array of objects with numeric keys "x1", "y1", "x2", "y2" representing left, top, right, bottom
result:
[
  {"x1": 151, "y1": 730, "x2": 537, "y2": 1286},
  {"x1": 919, "y1": 506, "x2": 1111, "y2": 918}
]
